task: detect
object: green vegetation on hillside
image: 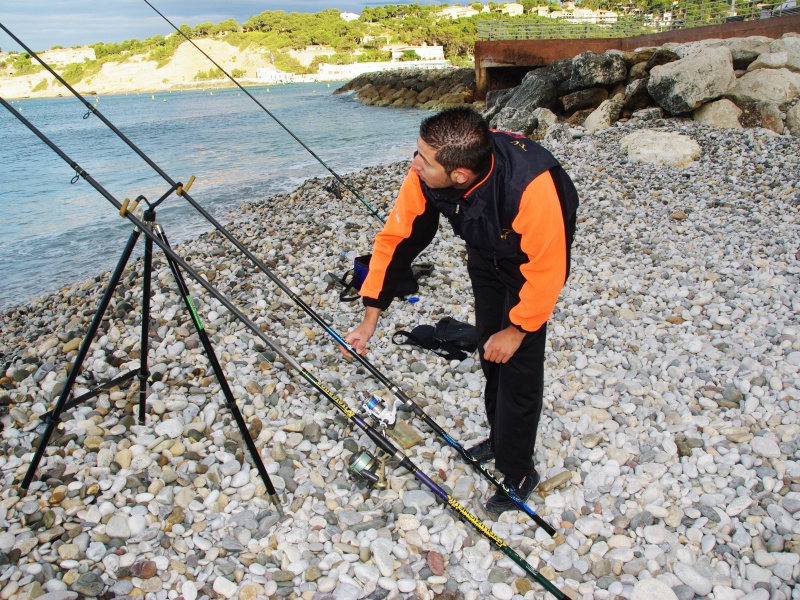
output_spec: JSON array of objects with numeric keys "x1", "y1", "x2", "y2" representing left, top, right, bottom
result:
[
  {"x1": 195, "y1": 67, "x2": 224, "y2": 80},
  {"x1": 10, "y1": 53, "x2": 43, "y2": 76}
]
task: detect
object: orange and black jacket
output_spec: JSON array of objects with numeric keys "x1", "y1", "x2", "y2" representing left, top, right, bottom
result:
[{"x1": 361, "y1": 131, "x2": 578, "y2": 332}]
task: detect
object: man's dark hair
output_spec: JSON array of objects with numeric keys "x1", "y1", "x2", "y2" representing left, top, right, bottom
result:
[{"x1": 419, "y1": 107, "x2": 493, "y2": 174}]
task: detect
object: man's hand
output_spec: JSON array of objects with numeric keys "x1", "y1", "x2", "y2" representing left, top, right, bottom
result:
[
  {"x1": 342, "y1": 306, "x2": 382, "y2": 357},
  {"x1": 483, "y1": 325, "x2": 526, "y2": 364}
]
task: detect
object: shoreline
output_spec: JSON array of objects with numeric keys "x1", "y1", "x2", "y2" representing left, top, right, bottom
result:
[
  {"x1": 0, "y1": 156, "x2": 408, "y2": 317},
  {"x1": 1, "y1": 78, "x2": 348, "y2": 102},
  {"x1": 1, "y1": 120, "x2": 799, "y2": 599}
]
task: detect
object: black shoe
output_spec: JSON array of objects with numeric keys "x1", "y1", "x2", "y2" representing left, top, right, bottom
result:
[
  {"x1": 466, "y1": 439, "x2": 494, "y2": 463},
  {"x1": 486, "y1": 469, "x2": 540, "y2": 514}
]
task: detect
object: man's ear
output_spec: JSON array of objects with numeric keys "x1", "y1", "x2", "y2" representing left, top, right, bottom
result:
[{"x1": 451, "y1": 168, "x2": 472, "y2": 185}]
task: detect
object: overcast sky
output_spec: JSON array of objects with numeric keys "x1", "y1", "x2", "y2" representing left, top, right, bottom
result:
[{"x1": 1, "y1": 0, "x2": 443, "y2": 53}]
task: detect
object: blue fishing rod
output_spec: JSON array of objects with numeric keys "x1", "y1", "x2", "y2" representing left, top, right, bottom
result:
[{"x1": 0, "y1": 21, "x2": 558, "y2": 536}]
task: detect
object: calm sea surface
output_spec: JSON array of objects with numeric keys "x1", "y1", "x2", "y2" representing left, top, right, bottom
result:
[{"x1": 0, "y1": 83, "x2": 423, "y2": 309}]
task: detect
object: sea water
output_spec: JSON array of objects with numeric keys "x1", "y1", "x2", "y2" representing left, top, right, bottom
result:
[{"x1": 0, "y1": 83, "x2": 422, "y2": 309}]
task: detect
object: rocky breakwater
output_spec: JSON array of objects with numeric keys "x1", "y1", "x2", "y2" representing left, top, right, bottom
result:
[
  {"x1": 333, "y1": 67, "x2": 475, "y2": 109},
  {"x1": 0, "y1": 120, "x2": 799, "y2": 600},
  {"x1": 486, "y1": 32, "x2": 800, "y2": 140}
]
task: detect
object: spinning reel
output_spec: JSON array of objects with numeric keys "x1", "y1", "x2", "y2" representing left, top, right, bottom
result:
[
  {"x1": 347, "y1": 390, "x2": 400, "y2": 488},
  {"x1": 348, "y1": 448, "x2": 389, "y2": 489}
]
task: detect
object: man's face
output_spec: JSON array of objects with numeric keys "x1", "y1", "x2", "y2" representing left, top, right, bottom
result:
[{"x1": 411, "y1": 137, "x2": 457, "y2": 189}]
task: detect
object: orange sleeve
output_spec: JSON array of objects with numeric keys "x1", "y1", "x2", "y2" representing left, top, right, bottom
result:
[
  {"x1": 510, "y1": 170, "x2": 568, "y2": 331},
  {"x1": 360, "y1": 168, "x2": 433, "y2": 304}
]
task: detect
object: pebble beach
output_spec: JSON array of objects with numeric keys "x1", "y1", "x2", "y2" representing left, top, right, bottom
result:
[{"x1": 1, "y1": 117, "x2": 799, "y2": 600}]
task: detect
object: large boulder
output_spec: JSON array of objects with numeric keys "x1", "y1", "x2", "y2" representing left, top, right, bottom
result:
[
  {"x1": 483, "y1": 87, "x2": 517, "y2": 122},
  {"x1": 548, "y1": 58, "x2": 575, "y2": 83},
  {"x1": 629, "y1": 61, "x2": 649, "y2": 81},
  {"x1": 648, "y1": 47, "x2": 736, "y2": 114},
  {"x1": 670, "y1": 37, "x2": 772, "y2": 70},
  {"x1": 504, "y1": 68, "x2": 563, "y2": 111},
  {"x1": 620, "y1": 130, "x2": 702, "y2": 168},
  {"x1": 560, "y1": 51, "x2": 627, "y2": 94},
  {"x1": 529, "y1": 107, "x2": 559, "y2": 140},
  {"x1": 491, "y1": 107, "x2": 538, "y2": 135},
  {"x1": 630, "y1": 107, "x2": 664, "y2": 121},
  {"x1": 619, "y1": 47, "x2": 659, "y2": 67},
  {"x1": 489, "y1": 68, "x2": 561, "y2": 132},
  {"x1": 584, "y1": 96, "x2": 624, "y2": 134},
  {"x1": 644, "y1": 48, "x2": 680, "y2": 72},
  {"x1": 486, "y1": 86, "x2": 516, "y2": 110},
  {"x1": 734, "y1": 99, "x2": 785, "y2": 134},
  {"x1": 728, "y1": 68, "x2": 800, "y2": 104},
  {"x1": 558, "y1": 87, "x2": 609, "y2": 113},
  {"x1": 567, "y1": 108, "x2": 595, "y2": 127},
  {"x1": 769, "y1": 35, "x2": 800, "y2": 72},
  {"x1": 787, "y1": 103, "x2": 800, "y2": 136},
  {"x1": 673, "y1": 37, "x2": 772, "y2": 58},
  {"x1": 693, "y1": 99, "x2": 742, "y2": 129},
  {"x1": 624, "y1": 78, "x2": 651, "y2": 110},
  {"x1": 747, "y1": 52, "x2": 789, "y2": 71},
  {"x1": 544, "y1": 123, "x2": 574, "y2": 146}
]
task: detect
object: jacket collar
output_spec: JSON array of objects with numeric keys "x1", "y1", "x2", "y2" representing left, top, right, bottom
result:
[{"x1": 463, "y1": 153, "x2": 495, "y2": 198}]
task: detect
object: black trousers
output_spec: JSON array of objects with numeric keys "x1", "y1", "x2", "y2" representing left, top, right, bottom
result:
[{"x1": 468, "y1": 251, "x2": 547, "y2": 478}]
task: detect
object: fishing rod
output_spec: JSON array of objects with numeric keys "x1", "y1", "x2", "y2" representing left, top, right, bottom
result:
[
  {"x1": 1, "y1": 98, "x2": 566, "y2": 600},
  {"x1": 141, "y1": 0, "x2": 386, "y2": 225},
  {"x1": 0, "y1": 24, "x2": 556, "y2": 534}
]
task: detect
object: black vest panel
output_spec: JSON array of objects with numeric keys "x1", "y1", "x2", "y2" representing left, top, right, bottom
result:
[{"x1": 421, "y1": 132, "x2": 579, "y2": 277}]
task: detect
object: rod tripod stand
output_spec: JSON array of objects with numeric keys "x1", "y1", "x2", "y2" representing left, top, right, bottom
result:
[{"x1": 20, "y1": 190, "x2": 282, "y2": 514}]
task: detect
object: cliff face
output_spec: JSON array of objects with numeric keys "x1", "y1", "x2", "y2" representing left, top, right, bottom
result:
[
  {"x1": 334, "y1": 67, "x2": 476, "y2": 109},
  {"x1": 0, "y1": 39, "x2": 274, "y2": 99}
]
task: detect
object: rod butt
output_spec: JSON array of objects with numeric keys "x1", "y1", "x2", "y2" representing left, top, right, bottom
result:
[{"x1": 269, "y1": 494, "x2": 283, "y2": 516}]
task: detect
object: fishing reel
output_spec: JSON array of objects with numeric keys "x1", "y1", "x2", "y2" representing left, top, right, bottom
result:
[
  {"x1": 361, "y1": 390, "x2": 398, "y2": 429},
  {"x1": 348, "y1": 448, "x2": 388, "y2": 489}
]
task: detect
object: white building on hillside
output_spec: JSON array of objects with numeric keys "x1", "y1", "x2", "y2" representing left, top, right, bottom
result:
[
  {"x1": 438, "y1": 6, "x2": 481, "y2": 19},
  {"x1": 340, "y1": 12, "x2": 360, "y2": 21},
  {"x1": 498, "y1": 3, "x2": 524, "y2": 16},
  {"x1": 390, "y1": 45, "x2": 445, "y2": 61},
  {"x1": 316, "y1": 59, "x2": 449, "y2": 80},
  {"x1": 256, "y1": 66, "x2": 293, "y2": 83},
  {"x1": 570, "y1": 8, "x2": 596, "y2": 22},
  {"x1": 597, "y1": 10, "x2": 618, "y2": 23},
  {"x1": 556, "y1": 8, "x2": 618, "y2": 23}
]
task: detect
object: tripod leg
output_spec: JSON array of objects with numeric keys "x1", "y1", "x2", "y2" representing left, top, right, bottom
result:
[
  {"x1": 21, "y1": 228, "x2": 142, "y2": 490},
  {"x1": 156, "y1": 226, "x2": 283, "y2": 514},
  {"x1": 139, "y1": 232, "x2": 153, "y2": 425},
  {"x1": 138, "y1": 235, "x2": 154, "y2": 424}
]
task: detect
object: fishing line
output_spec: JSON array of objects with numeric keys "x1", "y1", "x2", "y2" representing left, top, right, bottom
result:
[
  {"x1": 1, "y1": 98, "x2": 566, "y2": 600},
  {"x1": 142, "y1": 0, "x2": 386, "y2": 225},
  {"x1": 1, "y1": 24, "x2": 556, "y2": 533}
]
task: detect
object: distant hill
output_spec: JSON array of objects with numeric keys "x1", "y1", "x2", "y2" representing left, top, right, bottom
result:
[{"x1": 0, "y1": 39, "x2": 280, "y2": 99}]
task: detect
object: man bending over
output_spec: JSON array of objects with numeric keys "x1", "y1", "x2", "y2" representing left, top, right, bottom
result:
[{"x1": 345, "y1": 108, "x2": 578, "y2": 513}]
